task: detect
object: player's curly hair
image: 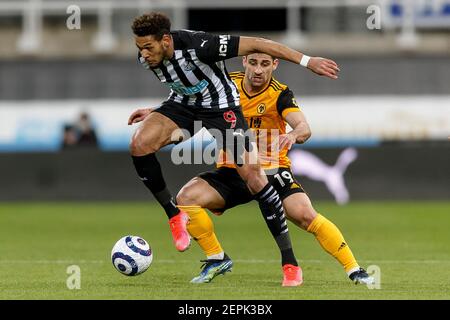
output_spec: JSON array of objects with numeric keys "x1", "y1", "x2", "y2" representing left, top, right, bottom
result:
[{"x1": 131, "y1": 12, "x2": 171, "y2": 40}]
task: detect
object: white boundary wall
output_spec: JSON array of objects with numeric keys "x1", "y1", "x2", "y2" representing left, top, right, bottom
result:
[{"x1": 0, "y1": 95, "x2": 449, "y2": 151}]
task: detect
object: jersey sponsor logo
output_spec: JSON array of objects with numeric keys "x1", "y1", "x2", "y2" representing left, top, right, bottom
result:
[
  {"x1": 257, "y1": 103, "x2": 266, "y2": 114},
  {"x1": 168, "y1": 79, "x2": 209, "y2": 96},
  {"x1": 248, "y1": 117, "x2": 262, "y2": 128},
  {"x1": 219, "y1": 35, "x2": 230, "y2": 57}
]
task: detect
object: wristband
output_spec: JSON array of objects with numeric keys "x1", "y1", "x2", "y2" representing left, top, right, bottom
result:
[{"x1": 300, "y1": 55, "x2": 311, "y2": 67}]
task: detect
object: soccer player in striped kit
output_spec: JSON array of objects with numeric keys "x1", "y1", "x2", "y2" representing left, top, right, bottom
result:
[{"x1": 128, "y1": 12, "x2": 339, "y2": 285}]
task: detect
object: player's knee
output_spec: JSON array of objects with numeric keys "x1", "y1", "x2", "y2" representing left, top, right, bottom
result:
[
  {"x1": 129, "y1": 136, "x2": 141, "y2": 155},
  {"x1": 284, "y1": 202, "x2": 317, "y2": 230},
  {"x1": 300, "y1": 207, "x2": 317, "y2": 230},
  {"x1": 176, "y1": 184, "x2": 200, "y2": 206},
  {"x1": 129, "y1": 131, "x2": 160, "y2": 155}
]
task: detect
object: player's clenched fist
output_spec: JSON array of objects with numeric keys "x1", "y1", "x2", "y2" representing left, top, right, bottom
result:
[
  {"x1": 128, "y1": 108, "x2": 154, "y2": 125},
  {"x1": 307, "y1": 57, "x2": 340, "y2": 80}
]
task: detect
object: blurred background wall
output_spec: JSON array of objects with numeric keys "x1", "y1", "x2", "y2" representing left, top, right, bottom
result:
[{"x1": 0, "y1": 0, "x2": 449, "y2": 202}]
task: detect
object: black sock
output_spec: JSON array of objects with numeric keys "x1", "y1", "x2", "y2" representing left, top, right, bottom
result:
[
  {"x1": 255, "y1": 183, "x2": 298, "y2": 266},
  {"x1": 132, "y1": 153, "x2": 179, "y2": 219},
  {"x1": 280, "y1": 249, "x2": 297, "y2": 267}
]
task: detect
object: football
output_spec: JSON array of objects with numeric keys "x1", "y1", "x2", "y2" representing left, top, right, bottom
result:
[{"x1": 111, "y1": 235, "x2": 153, "y2": 276}]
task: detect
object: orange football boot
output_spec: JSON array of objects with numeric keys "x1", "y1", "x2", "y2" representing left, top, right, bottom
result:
[
  {"x1": 282, "y1": 264, "x2": 303, "y2": 287},
  {"x1": 168, "y1": 211, "x2": 191, "y2": 252}
]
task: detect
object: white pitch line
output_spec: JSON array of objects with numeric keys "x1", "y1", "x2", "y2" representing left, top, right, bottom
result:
[
  {"x1": 0, "y1": 259, "x2": 449, "y2": 264},
  {"x1": 159, "y1": 259, "x2": 450, "y2": 264},
  {"x1": 0, "y1": 260, "x2": 104, "y2": 264}
]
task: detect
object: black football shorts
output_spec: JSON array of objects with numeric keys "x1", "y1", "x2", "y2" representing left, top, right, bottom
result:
[
  {"x1": 154, "y1": 101, "x2": 249, "y2": 152},
  {"x1": 198, "y1": 166, "x2": 305, "y2": 213}
]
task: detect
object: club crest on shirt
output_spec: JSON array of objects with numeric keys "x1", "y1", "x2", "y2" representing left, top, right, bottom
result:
[
  {"x1": 257, "y1": 103, "x2": 266, "y2": 114},
  {"x1": 183, "y1": 61, "x2": 196, "y2": 72}
]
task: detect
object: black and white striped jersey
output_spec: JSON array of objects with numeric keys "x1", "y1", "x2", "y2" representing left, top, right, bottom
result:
[{"x1": 139, "y1": 30, "x2": 241, "y2": 110}]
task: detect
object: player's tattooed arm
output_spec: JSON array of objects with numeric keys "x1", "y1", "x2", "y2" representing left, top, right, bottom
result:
[
  {"x1": 128, "y1": 107, "x2": 156, "y2": 125},
  {"x1": 237, "y1": 36, "x2": 340, "y2": 79}
]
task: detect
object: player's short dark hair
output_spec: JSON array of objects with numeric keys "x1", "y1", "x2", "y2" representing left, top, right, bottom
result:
[
  {"x1": 245, "y1": 54, "x2": 275, "y2": 61},
  {"x1": 132, "y1": 12, "x2": 171, "y2": 40}
]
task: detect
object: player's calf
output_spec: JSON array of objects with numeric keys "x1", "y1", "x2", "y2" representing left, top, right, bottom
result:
[
  {"x1": 129, "y1": 111, "x2": 189, "y2": 251},
  {"x1": 179, "y1": 205, "x2": 224, "y2": 257},
  {"x1": 254, "y1": 183, "x2": 299, "y2": 269}
]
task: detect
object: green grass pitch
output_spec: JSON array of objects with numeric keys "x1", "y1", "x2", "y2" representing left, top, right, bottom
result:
[{"x1": 0, "y1": 201, "x2": 449, "y2": 300}]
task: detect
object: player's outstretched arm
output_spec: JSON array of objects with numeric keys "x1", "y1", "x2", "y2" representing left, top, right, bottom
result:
[{"x1": 238, "y1": 37, "x2": 340, "y2": 79}]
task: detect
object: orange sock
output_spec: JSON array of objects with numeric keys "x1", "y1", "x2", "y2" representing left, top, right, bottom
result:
[
  {"x1": 178, "y1": 205, "x2": 224, "y2": 258},
  {"x1": 307, "y1": 214, "x2": 359, "y2": 273}
]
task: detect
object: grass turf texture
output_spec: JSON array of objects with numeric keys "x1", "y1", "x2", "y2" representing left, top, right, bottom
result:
[{"x1": 0, "y1": 201, "x2": 449, "y2": 300}]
